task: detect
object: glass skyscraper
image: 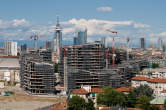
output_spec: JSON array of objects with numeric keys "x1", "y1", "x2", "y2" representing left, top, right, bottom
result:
[{"x1": 73, "y1": 29, "x2": 87, "y2": 45}]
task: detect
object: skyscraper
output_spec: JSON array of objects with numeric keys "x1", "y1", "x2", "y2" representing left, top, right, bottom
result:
[
  {"x1": 53, "y1": 16, "x2": 62, "y2": 63},
  {"x1": 4, "y1": 41, "x2": 17, "y2": 56},
  {"x1": 101, "y1": 37, "x2": 107, "y2": 48},
  {"x1": 73, "y1": 29, "x2": 87, "y2": 45},
  {"x1": 45, "y1": 40, "x2": 52, "y2": 50},
  {"x1": 158, "y1": 38, "x2": 163, "y2": 50},
  {"x1": 21, "y1": 44, "x2": 27, "y2": 53},
  {"x1": 140, "y1": 38, "x2": 145, "y2": 49}
]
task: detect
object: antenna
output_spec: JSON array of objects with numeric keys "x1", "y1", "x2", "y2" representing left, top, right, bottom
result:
[{"x1": 56, "y1": 14, "x2": 60, "y2": 26}]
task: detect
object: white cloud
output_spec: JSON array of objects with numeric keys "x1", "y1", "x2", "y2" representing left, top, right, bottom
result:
[
  {"x1": 134, "y1": 23, "x2": 150, "y2": 28},
  {"x1": 0, "y1": 18, "x2": 152, "y2": 46},
  {"x1": 150, "y1": 31, "x2": 166, "y2": 38},
  {"x1": 97, "y1": 6, "x2": 112, "y2": 12},
  {"x1": 62, "y1": 18, "x2": 150, "y2": 40},
  {"x1": 159, "y1": 32, "x2": 166, "y2": 37},
  {"x1": 12, "y1": 19, "x2": 29, "y2": 27}
]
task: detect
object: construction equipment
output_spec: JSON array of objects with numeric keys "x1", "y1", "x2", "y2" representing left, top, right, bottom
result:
[
  {"x1": 30, "y1": 35, "x2": 38, "y2": 50},
  {"x1": 106, "y1": 29, "x2": 118, "y2": 67}
]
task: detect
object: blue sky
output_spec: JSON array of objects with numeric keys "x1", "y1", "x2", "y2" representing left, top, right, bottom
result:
[{"x1": 0, "y1": 0, "x2": 166, "y2": 46}]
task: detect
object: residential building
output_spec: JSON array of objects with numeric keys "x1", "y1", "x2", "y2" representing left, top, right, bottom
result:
[
  {"x1": 140, "y1": 67, "x2": 166, "y2": 78},
  {"x1": 116, "y1": 86, "x2": 134, "y2": 94},
  {"x1": 4, "y1": 41, "x2": 17, "y2": 56},
  {"x1": 150, "y1": 96, "x2": 166, "y2": 110},
  {"x1": 131, "y1": 75, "x2": 166, "y2": 96},
  {"x1": 70, "y1": 85, "x2": 104, "y2": 107},
  {"x1": 0, "y1": 56, "x2": 20, "y2": 84},
  {"x1": 73, "y1": 29, "x2": 87, "y2": 45},
  {"x1": 147, "y1": 56, "x2": 166, "y2": 67}
]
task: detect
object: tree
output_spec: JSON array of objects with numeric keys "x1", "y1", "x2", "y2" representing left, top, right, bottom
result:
[
  {"x1": 164, "y1": 99, "x2": 166, "y2": 110},
  {"x1": 97, "y1": 87, "x2": 126, "y2": 107},
  {"x1": 126, "y1": 90, "x2": 137, "y2": 107},
  {"x1": 149, "y1": 105, "x2": 160, "y2": 110},
  {"x1": 152, "y1": 63, "x2": 159, "y2": 68},
  {"x1": 67, "y1": 96, "x2": 95, "y2": 110},
  {"x1": 134, "y1": 84, "x2": 153, "y2": 99},
  {"x1": 136, "y1": 95, "x2": 150, "y2": 110},
  {"x1": 86, "y1": 99, "x2": 95, "y2": 110},
  {"x1": 68, "y1": 96, "x2": 86, "y2": 110}
]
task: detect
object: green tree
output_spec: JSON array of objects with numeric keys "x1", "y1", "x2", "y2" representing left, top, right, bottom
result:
[
  {"x1": 136, "y1": 95, "x2": 150, "y2": 110},
  {"x1": 97, "y1": 87, "x2": 126, "y2": 107},
  {"x1": 68, "y1": 96, "x2": 95, "y2": 110},
  {"x1": 68, "y1": 96, "x2": 86, "y2": 110},
  {"x1": 126, "y1": 90, "x2": 137, "y2": 107},
  {"x1": 152, "y1": 63, "x2": 159, "y2": 68},
  {"x1": 134, "y1": 84, "x2": 153, "y2": 99},
  {"x1": 164, "y1": 99, "x2": 166, "y2": 110},
  {"x1": 150, "y1": 105, "x2": 160, "y2": 110},
  {"x1": 86, "y1": 99, "x2": 95, "y2": 110}
]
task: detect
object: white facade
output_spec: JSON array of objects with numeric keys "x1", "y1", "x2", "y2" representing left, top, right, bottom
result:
[
  {"x1": 4, "y1": 41, "x2": 17, "y2": 56},
  {"x1": 141, "y1": 68, "x2": 166, "y2": 78},
  {"x1": 147, "y1": 57, "x2": 166, "y2": 67},
  {"x1": 132, "y1": 75, "x2": 166, "y2": 96}
]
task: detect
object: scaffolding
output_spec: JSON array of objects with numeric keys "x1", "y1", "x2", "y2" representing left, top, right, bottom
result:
[
  {"x1": 58, "y1": 42, "x2": 149, "y2": 91},
  {"x1": 20, "y1": 50, "x2": 55, "y2": 95}
]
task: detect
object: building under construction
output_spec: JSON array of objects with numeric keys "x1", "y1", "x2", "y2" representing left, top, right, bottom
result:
[
  {"x1": 20, "y1": 50, "x2": 55, "y2": 94},
  {"x1": 58, "y1": 41, "x2": 149, "y2": 91},
  {"x1": 58, "y1": 42, "x2": 106, "y2": 84}
]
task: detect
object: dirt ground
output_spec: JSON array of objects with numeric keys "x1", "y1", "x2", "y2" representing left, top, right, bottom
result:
[{"x1": 0, "y1": 86, "x2": 67, "y2": 110}]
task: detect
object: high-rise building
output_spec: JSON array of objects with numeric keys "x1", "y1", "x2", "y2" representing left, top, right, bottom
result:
[
  {"x1": 140, "y1": 38, "x2": 145, "y2": 49},
  {"x1": 4, "y1": 41, "x2": 17, "y2": 56},
  {"x1": 21, "y1": 44, "x2": 27, "y2": 53},
  {"x1": 101, "y1": 37, "x2": 107, "y2": 48},
  {"x1": 45, "y1": 40, "x2": 52, "y2": 50},
  {"x1": 73, "y1": 29, "x2": 87, "y2": 45},
  {"x1": 53, "y1": 16, "x2": 62, "y2": 63},
  {"x1": 158, "y1": 38, "x2": 163, "y2": 50}
]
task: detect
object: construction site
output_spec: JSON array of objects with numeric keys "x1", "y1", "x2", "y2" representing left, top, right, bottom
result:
[
  {"x1": 20, "y1": 50, "x2": 55, "y2": 95},
  {"x1": 58, "y1": 41, "x2": 149, "y2": 92}
]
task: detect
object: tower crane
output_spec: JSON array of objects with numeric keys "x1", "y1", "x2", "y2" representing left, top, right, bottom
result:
[
  {"x1": 30, "y1": 35, "x2": 38, "y2": 50},
  {"x1": 106, "y1": 29, "x2": 118, "y2": 67}
]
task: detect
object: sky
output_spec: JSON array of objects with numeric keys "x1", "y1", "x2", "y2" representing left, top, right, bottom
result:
[{"x1": 0, "y1": 0, "x2": 166, "y2": 47}]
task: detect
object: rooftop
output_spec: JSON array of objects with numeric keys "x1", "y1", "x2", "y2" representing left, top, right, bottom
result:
[
  {"x1": 116, "y1": 86, "x2": 134, "y2": 92},
  {"x1": 0, "y1": 57, "x2": 20, "y2": 68},
  {"x1": 132, "y1": 76, "x2": 166, "y2": 83},
  {"x1": 71, "y1": 87, "x2": 104, "y2": 95},
  {"x1": 71, "y1": 88, "x2": 88, "y2": 95},
  {"x1": 150, "y1": 96, "x2": 166, "y2": 105},
  {"x1": 91, "y1": 88, "x2": 104, "y2": 93}
]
